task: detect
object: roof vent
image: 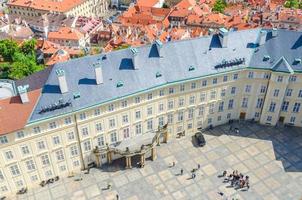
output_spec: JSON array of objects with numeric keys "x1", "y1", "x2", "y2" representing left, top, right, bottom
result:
[
  {"x1": 17, "y1": 85, "x2": 29, "y2": 104},
  {"x1": 218, "y1": 28, "x2": 228, "y2": 48},
  {"x1": 257, "y1": 30, "x2": 267, "y2": 46},
  {"x1": 73, "y1": 92, "x2": 80, "y2": 99},
  {"x1": 263, "y1": 55, "x2": 270, "y2": 61},
  {"x1": 130, "y1": 47, "x2": 139, "y2": 70},
  {"x1": 116, "y1": 81, "x2": 124, "y2": 88},
  {"x1": 102, "y1": 55, "x2": 107, "y2": 60},
  {"x1": 189, "y1": 66, "x2": 195, "y2": 71},
  {"x1": 92, "y1": 62, "x2": 103, "y2": 85},
  {"x1": 272, "y1": 28, "x2": 278, "y2": 37},
  {"x1": 156, "y1": 72, "x2": 162, "y2": 78}
]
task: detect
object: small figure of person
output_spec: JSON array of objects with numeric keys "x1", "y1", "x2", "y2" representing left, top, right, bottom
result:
[
  {"x1": 116, "y1": 194, "x2": 119, "y2": 200},
  {"x1": 180, "y1": 169, "x2": 183, "y2": 175},
  {"x1": 197, "y1": 164, "x2": 200, "y2": 169},
  {"x1": 172, "y1": 162, "x2": 175, "y2": 167},
  {"x1": 222, "y1": 170, "x2": 227, "y2": 177}
]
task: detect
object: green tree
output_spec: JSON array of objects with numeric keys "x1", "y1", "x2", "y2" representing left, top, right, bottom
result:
[
  {"x1": 0, "y1": 39, "x2": 19, "y2": 62},
  {"x1": 20, "y1": 39, "x2": 37, "y2": 56},
  {"x1": 213, "y1": 0, "x2": 227, "y2": 13},
  {"x1": 284, "y1": 0, "x2": 299, "y2": 8}
]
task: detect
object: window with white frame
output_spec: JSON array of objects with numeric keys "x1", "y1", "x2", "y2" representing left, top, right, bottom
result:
[
  {"x1": 95, "y1": 123, "x2": 102, "y2": 132},
  {"x1": 16, "y1": 131, "x2": 25, "y2": 139},
  {"x1": 273, "y1": 89, "x2": 279, "y2": 97},
  {"x1": 49, "y1": 122, "x2": 57, "y2": 129},
  {"x1": 290, "y1": 116, "x2": 296, "y2": 123},
  {"x1": 289, "y1": 75, "x2": 297, "y2": 82},
  {"x1": 178, "y1": 97, "x2": 184, "y2": 107},
  {"x1": 37, "y1": 141, "x2": 46, "y2": 150},
  {"x1": 97, "y1": 135, "x2": 104, "y2": 146},
  {"x1": 53, "y1": 136, "x2": 61, "y2": 145},
  {"x1": 188, "y1": 123, "x2": 193, "y2": 129},
  {"x1": 121, "y1": 100, "x2": 128, "y2": 108},
  {"x1": 298, "y1": 90, "x2": 302, "y2": 98},
  {"x1": 178, "y1": 111, "x2": 184, "y2": 122},
  {"x1": 158, "y1": 103, "x2": 164, "y2": 112},
  {"x1": 188, "y1": 108, "x2": 194, "y2": 119},
  {"x1": 168, "y1": 100, "x2": 174, "y2": 110},
  {"x1": 281, "y1": 101, "x2": 289, "y2": 112},
  {"x1": 208, "y1": 118, "x2": 212, "y2": 124},
  {"x1": 10, "y1": 165, "x2": 20, "y2": 176},
  {"x1": 147, "y1": 93, "x2": 152, "y2": 100},
  {"x1": 223, "y1": 75, "x2": 228, "y2": 82},
  {"x1": 228, "y1": 99, "x2": 234, "y2": 109},
  {"x1": 159, "y1": 89, "x2": 165, "y2": 96},
  {"x1": 191, "y1": 82, "x2": 196, "y2": 89},
  {"x1": 158, "y1": 116, "x2": 164, "y2": 127},
  {"x1": 221, "y1": 89, "x2": 226, "y2": 97},
  {"x1": 147, "y1": 107, "x2": 153, "y2": 116},
  {"x1": 269, "y1": 102, "x2": 276, "y2": 112},
  {"x1": 231, "y1": 87, "x2": 236, "y2": 94},
  {"x1": 286, "y1": 89, "x2": 293, "y2": 96},
  {"x1": 147, "y1": 119, "x2": 153, "y2": 130},
  {"x1": 260, "y1": 85, "x2": 266, "y2": 93},
  {"x1": 83, "y1": 140, "x2": 92, "y2": 151},
  {"x1": 135, "y1": 123, "x2": 142, "y2": 135},
  {"x1": 218, "y1": 102, "x2": 224, "y2": 112},
  {"x1": 135, "y1": 96, "x2": 141, "y2": 104},
  {"x1": 233, "y1": 73, "x2": 238, "y2": 80},
  {"x1": 73, "y1": 160, "x2": 80, "y2": 167},
  {"x1": 209, "y1": 103, "x2": 215, "y2": 114},
  {"x1": 5, "y1": 150, "x2": 14, "y2": 160},
  {"x1": 242, "y1": 97, "x2": 248, "y2": 108},
  {"x1": 227, "y1": 113, "x2": 231, "y2": 119},
  {"x1": 33, "y1": 126, "x2": 41, "y2": 134},
  {"x1": 277, "y1": 75, "x2": 283, "y2": 82},
  {"x1": 210, "y1": 90, "x2": 216, "y2": 99},
  {"x1": 189, "y1": 96, "x2": 195, "y2": 105},
  {"x1": 180, "y1": 84, "x2": 185, "y2": 91},
  {"x1": 70, "y1": 145, "x2": 78, "y2": 156},
  {"x1": 94, "y1": 108, "x2": 101, "y2": 116},
  {"x1": 67, "y1": 132, "x2": 75, "y2": 140},
  {"x1": 109, "y1": 118, "x2": 116, "y2": 128},
  {"x1": 135, "y1": 110, "x2": 141, "y2": 119},
  {"x1": 201, "y1": 80, "x2": 207, "y2": 86},
  {"x1": 248, "y1": 71, "x2": 254, "y2": 78},
  {"x1": 56, "y1": 149, "x2": 65, "y2": 161},
  {"x1": 167, "y1": 114, "x2": 173, "y2": 123},
  {"x1": 31, "y1": 175, "x2": 38, "y2": 182},
  {"x1": 0, "y1": 170, "x2": 4, "y2": 180},
  {"x1": 79, "y1": 112, "x2": 86, "y2": 120},
  {"x1": 41, "y1": 154, "x2": 50, "y2": 166},
  {"x1": 25, "y1": 160, "x2": 36, "y2": 171},
  {"x1": 45, "y1": 170, "x2": 52, "y2": 177},
  {"x1": 108, "y1": 104, "x2": 114, "y2": 112},
  {"x1": 200, "y1": 92, "x2": 206, "y2": 102},
  {"x1": 81, "y1": 127, "x2": 89, "y2": 136},
  {"x1": 256, "y1": 98, "x2": 264, "y2": 108},
  {"x1": 64, "y1": 117, "x2": 72, "y2": 125},
  {"x1": 20, "y1": 145, "x2": 30, "y2": 155},
  {"x1": 254, "y1": 112, "x2": 260, "y2": 118},
  {"x1": 0, "y1": 135, "x2": 8, "y2": 144},
  {"x1": 212, "y1": 78, "x2": 217, "y2": 84},
  {"x1": 122, "y1": 114, "x2": 129, "y2": 124},
  {"x1": 198, "y1": 106, "x2": 205, "y2": 116},
  {"x1": 245, "y1": 85, "x2": 252, "y2": 93},
  {"x1": 110, "y1": 132, "x2": 117, "y2": 143},
  {"x1": 267, "y1": 116, "x2": 272, "y2": 122},
  {"x1": 293, "y1": 103, "x2": 301, "y2": 113},
  {"x1": 123, "y1": 127, "x2": 130, "y2": 139},
  {"x1": 168, "y1": 87, "x2": 174, "y2": 94},
  {"x1": 1, "y1": 186, "x2": 8, "y2": 192}
]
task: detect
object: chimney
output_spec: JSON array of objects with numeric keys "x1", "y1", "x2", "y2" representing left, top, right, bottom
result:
[
  {"x1": 17, "y1": 85, "x2": 29, "y2": 104},
  {"x1": 56, "y1": 69, "x2": 68, "y2": 93},
  {"x1": 130, "y1": 47, "x2": 139, "y2": 70},
  {"x1": 272, "y1": 28, "x2": 278, "y2": 37},
  {"x1": 155, "y1": 39, "x2": 163, "y2": 57},
  {"x1": 257, "y1": 30, "x2": 267, "y2": 46},
  {"x1": 93, "y1": 62, "x2": 103, "y2": 85},
  {"x1": 218, "y1": 28, "x2": 228, "y2": 48}
]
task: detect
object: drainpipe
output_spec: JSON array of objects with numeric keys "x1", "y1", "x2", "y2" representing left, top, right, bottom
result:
[{"x1": 73, "y1": 114, "x2": 86, "y2": 170}]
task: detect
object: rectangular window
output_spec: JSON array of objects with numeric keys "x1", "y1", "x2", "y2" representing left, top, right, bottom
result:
[
  {"x1": 158, "y1": 116, "x2": 164, "y2": 127},
  {"x1": 10, "y1": 165, "x2": 20, "y2": 176},
  {"x1": 5, "y1": 151, "x2": 14, "y2": 160},
  {"x1": 188, "y1": 108, "x2": 194, "y2": 119},
  {"x1": 122, "y1": 115, "x2": 129, "y2": 124},
  {"x1": 147, "y1": 107, "x2": 153, "y2": 116},
  {"x1": 233, "y1": 73, "x2": 238, "y2": 80},
  {"x1": 37, "y1": 141, "x2": 46, "y2": 150},
  {"x1": 220, "y1": 89, "x2": 226, "y2": 97},
  {"x1": 208, "y1": 118, "x2": 212, "y2": 124},
  {"x1": 289, "y1": 75, "x2": 297, "y2": 82},
  {"x1": 33, "y1": 127, "x2": 41, "y2": 134},
  {"x1": 67, "y1": 132, "x2": 75, "y2": 140},
  {"x1": 95, "y1": 123, "x2": 102, "y2": 132},
  {"x1": 94, "y1": 108, "x2": 101, "y2": 116},
  {"x1": 79, "y1": 113, "x2": 86, "y2": 120},
  {"x1": 21, "y1": 146, "x2": 30, "y2": 155},
  {"x1": 210, "y1": 90, "x2": 216, "y2": 99},
  {"x1": 201, "y1": 80, "x2": 207, "y2": 87},
  {"x1": 167, "y1": 114, "x2": 173, "y2": 123},
  {"x1": 64, "y1": 117, "x2": 72, "y2": 125},
  {"x1": 168, "y1": 87, "x2": 174, "y2": 94},
  {"x1": 255, "y1": 112, "x2": 260, "y2": 118},
  {"x1": 200, "y1": 92, "x2": 206, "y2": 102},
  {"x1": 223, "y1": 75, "x2": 228, "y2": 82},
  {"x1": 0, "y1": 136, "x2": 8, "y2": 144},
  {"x1": 260, "y1": 85, "x2": 266, "y2": 93},
  {"x1": 227, "y1": 113, "x2": 231, "y2": 119},
  {"x1": 70, "y1": 145, "x2": 78, "y2": 156},
  {"x1": 180, "y1": 84, "x2": 185, "y2": 92},
  {"x1": 189, "y1": 96, "x2": 195, "y2": 105},
  {"x1": 231, "y1": 87, "x2": 236, "y2": 94},
  {"x1": 290, "y1": 116, "x2": 296, "y2": 123},
  {"x1": 298, "y1": 90, "x2": 302, "y2": 98},
  {"x1": 123, "y1": 128, "x2": 130, "y2": 139},
  {"x1": 286, "y1": 89, "x2": 293, "y2": 97},
  {"x1": 263, "y1": 73, "x2": 270, "y2": 79},
  {"x1": 121, "y1": 100, "x2": 128, "y2": 108},
  {"x1": 293, "y1": 103, "x2": 301, "y2": 113},
  {"x1": 109, "y1": 119, "x2": 116, "y2": 128},
  {"x1": 56, "y1": 150, "x2": 65, "y2": 161},
  {"x1": 97, "y1": 135, "x2": 104, "y2": 146},
  {"x1": 248, "y1": 72, "x2": 254, "y2": 79},
  {"x1": 191, "y1": 82, "x2": 196, "y2": 89},
  {"x1": 273, "y1": 89, "x2": 279, "y2": 97},
  {"x1": 81, "y1": 127, "x2": 89, "y2": 136},
  {"x1": 147, "y1": 93, "x2": 152, "y2": 100},
  {"x1": 228, "y1": 99, "x2": 234, "y2": 109},
  {"x1": 242, "y1": 97, "x2": 248, "y2": 108},
  {"x1": 0, "y1": 170, "x2": 4, "y2": 180},
  {"x1": 41, "y1": 154, "x2": 50, "y2": 166},
  {"x1": 147, "y1": 119, "x2": 153, "y2": 130},
  {"x1": 217, "y1": 116, "x2": 222, "y2": 121},
  {"x1": 218, "y1": 102, "x2": 224, "y2": 112},
  {"x1": 245, "y1": 85, "x2": 252, "y2": 93},
  {"x1": 53, "y1": 136, "x2": 60, "y2": 145},
  {"x1": 267, "y1": 116, "x2": 272, "y2": 122},
  {"x1": 178, "y1": 98, "x2": 184, "y2": 107},
  {"x1": 83, "y1": 140, "x2": 92, "y2": 151},
  {"x1": 256, "y1": 98, "x2": 264, "y2": 108},
  {"x1": 135, "y1": 123, "x2": 142, "y2": 135},
  {"x1": 16, "y1": 131, "x2": 25, "y2": 139},
  {"x1": 159, "y1": 90, "x2": 165, "y2": 96},
  {"x1": 108, "y1": 104, "x2": 114, "y2": 112},
  {"x1": 178, "y1": 111, "x2": 184, "y2": 121},
  {"x1": 198, "y1": 106, "x2": 205, "y2": 116},
  {"x1": 135, "y1": 96, "x2": 141, "y2": 104},
  {"x1": 135, "y1": 111, "x2": 141, "y2": 119},
  {"x1": 277, "y1": 75, "x2": 283, "y2": 82},
  {"x1": 158, "y1": 103, "x2": 164, "y2": 112},
  {"x1": 212, "y1": 78, "x2": 217, "y2": 84},
  {"x1": 281, "y1": 101, "x2": 289, "y2": 112},
  {"x1": 49, "y1": 122, "x2": 57, "y2": 129},
  {"x1": 269, "y1": 102, "x2": 276, "y2": 112},
  {"x1": 168, "y1": 100, "x2": 174, "y2": 110},
  {"x1": 209, "y1": 103, "x2": 214, "y2": 114}
]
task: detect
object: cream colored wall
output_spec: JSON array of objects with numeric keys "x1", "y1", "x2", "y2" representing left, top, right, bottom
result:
[{"x1": 1, "y1": 69, "x2": 302, "y2": 196}]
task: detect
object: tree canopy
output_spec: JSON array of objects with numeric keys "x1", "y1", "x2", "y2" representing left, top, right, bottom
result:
[
  {"x1": 0, "y1": 39, "x2": 44, "y2": 80},
  {"x1": 284, "y1": 0, "x2": 302, "y2": 9},
  {"x1": 213, "y1": 0, "x2": 227, "y2": 13}
]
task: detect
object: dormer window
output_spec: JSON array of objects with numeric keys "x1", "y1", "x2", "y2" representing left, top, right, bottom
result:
[
  {"x1": 73, "y1": 92, "x2": 80, "y2": 99},
  {"x1": 156, "y1": 72, "x2": 162, "y2": 78},
  {"x1": 263, "y1": 55, "x2": 270, "y2": 61},
  {"x1": 294, "y1": 58, "x2": 301, "y2": 64},
  {"x1": 117, "y1": 81, "x2": 124, "y2": 88},
  {"x1": 189, "y1": 66, "x2": 195, "y2": 71}
]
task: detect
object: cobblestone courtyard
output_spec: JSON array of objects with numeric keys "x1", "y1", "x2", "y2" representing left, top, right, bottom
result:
[{"x1": 16, "y1": 123, "x2": 302, "y2": 200}]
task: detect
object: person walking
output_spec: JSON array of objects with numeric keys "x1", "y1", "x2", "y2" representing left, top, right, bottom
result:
[
  {"x1": 180, "y1": 169, "x2": 183, "y2": 175},
  {"x1": 197, "y1": 164, "x2": 200, "y2": 170}
]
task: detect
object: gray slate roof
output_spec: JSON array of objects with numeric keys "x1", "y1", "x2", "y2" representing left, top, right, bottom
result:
[{"x1": 28, "y1": 28, "x2": 302, "y2": 123}]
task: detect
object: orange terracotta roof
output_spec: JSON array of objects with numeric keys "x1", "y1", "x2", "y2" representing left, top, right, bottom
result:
[
  {"x1": 39, "y1": 39, "x2": 82, "y2": 55},
  {"x1": 137, "y1": 0, "x2": 159, "y2": 7},
  {"x1": 0, "y1": 89, "x2": 41, "y2": 135},
  {"x1": 7, "y1": 0, "x2": 84, "y2": 13},
  {"x1": 45, "y1": 49, "x2": 70, "y2": 66},
  {"x1": 48, "y1": 27, "x2": 84, "y2": 41}
]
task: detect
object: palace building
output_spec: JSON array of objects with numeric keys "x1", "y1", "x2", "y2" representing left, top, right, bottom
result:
[{"x1": 0, "y1": 28, "x2": 302, "y2": 195}]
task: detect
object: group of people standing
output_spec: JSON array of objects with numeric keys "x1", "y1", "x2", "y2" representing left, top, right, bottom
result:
[{"x1": 220, "y1": 170, "x2": 250, "y2": 190}]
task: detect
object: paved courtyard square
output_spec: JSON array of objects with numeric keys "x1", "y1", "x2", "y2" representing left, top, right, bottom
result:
[{"x1": 15, "y1": 122, "x2": 302, "y2": 200}]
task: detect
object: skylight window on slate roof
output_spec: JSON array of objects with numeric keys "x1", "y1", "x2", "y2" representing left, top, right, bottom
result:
[
  {"x1": 263, "y1": 55, "x2": 270, "y2": 61},
  {"x1": 189, "y1": 66, "x2": 195, "y2": 71},
  {"x1": 73, "y1": 92, "x2": 80, "y2": 99},
  {"x1": 294, "y1": 58, "x2": 301, "y2": 64},
  {"x1": 156, "y1": 72, "x2": 162, "y2": 78},
  {"x1": 117, "y1": 81, "x2": 124, "y2": 88}
]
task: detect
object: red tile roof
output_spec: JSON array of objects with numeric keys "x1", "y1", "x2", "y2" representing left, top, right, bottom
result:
[
  {"x1": 0, "y1": 89, "x2": 41, "y2": 135},
  {"x1": 48, "y1": 27, "x2": 84, "y2": 41}
]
